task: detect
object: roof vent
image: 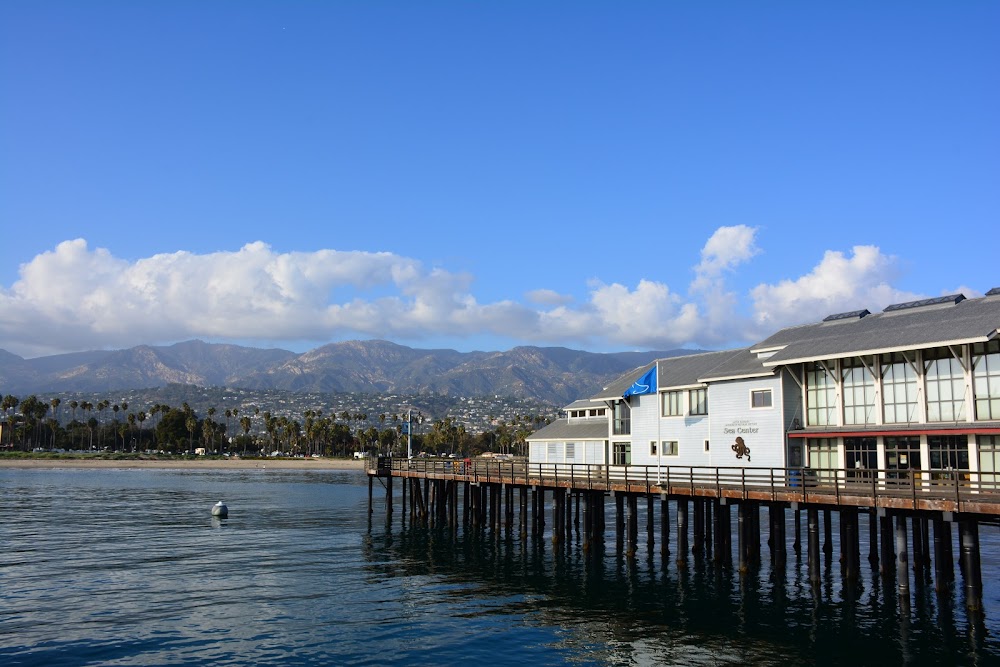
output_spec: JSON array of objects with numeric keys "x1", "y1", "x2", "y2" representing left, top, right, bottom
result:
[
  {"x1": 822, "y1": 309, "x2": 870, "y2": 322},
  {"x1": 884, "y1": 294, "x2": 966, "y2": 312},
  {"x1": 987, "y1": 287, "x2": 1000, "y2": 297}
]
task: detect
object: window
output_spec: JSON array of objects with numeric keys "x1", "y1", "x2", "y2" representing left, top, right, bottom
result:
[
  {"x1": 928, "y1": 435, "x2": 969, "y2": 479},
  {"x1": 565, "y1": 442, "x2": 576, "y2": 461},
  {"x1": 806, "y1": 438, "x2": 837, "y2": 483},
  {"x1": 842, "y1": 357, "x2": 876, "y2": 425},
  {"x1": 751, "y1": 389, "x2": 772, "y2": 409},
  {"x1": 973, "y1": 341, "x2": 1000, "y2": 420},
  {"x1": 612, "y1": 441, "x2": 631, "y2": 465},
  {"x1": 649, "y1": 440, "x2": 657, "y2": 456},
  {"x1": 663, "y1": 390, "x2": 683, "y2": 416},
  {"x1": 845, "y1": 436, "x2": 876, "y2": 480},
  {"x1": 663, "y1": 440, "x2": 679, "y2": 456},
  {"x1": 613, "y1": 401, "x2": 631, "y2": 435},
  {"x1": 925, "y1": 347, "x2": 967, "y2": 422},
  {"x1": 689, "y1": 388, "x2": 708, "y2": 416},
  {"x1": 547, "y1": 443, "x2": 557, "y2": 460},
  {"x1": 885, "y1": 436, "x2": 921, "y2": 486},
  {"x1": 806, "y1": 362, "x2": 836, "y2": 425},
  {"x1": 704, "y1": 440, "x2": 710, "y2": 452},
  {"x1": 882, "y1": 352, "x2": 918, "y2": 423},
  {"x1": 978, "y1": 435, "x2": 1000, "y2": 491}
]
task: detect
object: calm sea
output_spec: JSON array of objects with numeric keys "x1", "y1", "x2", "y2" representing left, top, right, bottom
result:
[{"x1": 2, "y1": 467, "x2": 999, "y2": 666}]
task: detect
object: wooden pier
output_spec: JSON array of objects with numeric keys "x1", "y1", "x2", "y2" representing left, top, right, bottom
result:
[{"x1": 368, "y1": 457, "x2": 1000, "y2": 612}]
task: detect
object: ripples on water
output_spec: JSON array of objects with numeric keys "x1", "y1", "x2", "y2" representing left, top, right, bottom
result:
[{"x1": 1, "y1": 468, "x2": 998, "y2": 665}]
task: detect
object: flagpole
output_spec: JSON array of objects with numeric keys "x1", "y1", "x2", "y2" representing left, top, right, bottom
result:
[{"x1": 656, "y1": 363, "x2": 662, "y2": 484}]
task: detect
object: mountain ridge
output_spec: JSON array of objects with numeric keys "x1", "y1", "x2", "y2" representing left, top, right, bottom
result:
[{"x1": 0, "y1": 339, "x2": 702, "y2": 404}]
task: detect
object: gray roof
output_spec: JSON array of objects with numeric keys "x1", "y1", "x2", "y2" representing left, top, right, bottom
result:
[
  {"x1": 589, "y1": 349, "x2": 765, "y2": 399},
  {"x1": 563, "y1": 398, "x2": 607, "y2": 411},
  {"x1": 528, "y1": 418, "x2": 609, "y2": 441},
  {"x1": 755, "y1": 293, "x2": 1000, "y2": 366},
  {"x1": 659, "y1": 348, "x2": 766, "y2": 385},
  {"x1": 590, "y1": 361, "x2": 656, "y2": 400}
]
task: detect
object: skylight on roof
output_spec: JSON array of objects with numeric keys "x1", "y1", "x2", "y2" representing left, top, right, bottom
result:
[
  {"x1": 883, "y1": 294, "x2": 966, "y2": 312},
  {"x1": 822, "y1": 309, "x2": 870, "y2": 322}
]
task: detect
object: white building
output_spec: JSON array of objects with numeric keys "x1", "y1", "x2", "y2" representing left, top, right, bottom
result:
[{"x1": 528, "y1": 289, "x2": 1000, "y2": 484}]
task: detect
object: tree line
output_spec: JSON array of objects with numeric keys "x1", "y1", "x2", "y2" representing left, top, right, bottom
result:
[{"x1": 0, "y1": 393, "x2": 551, "y2": 458}]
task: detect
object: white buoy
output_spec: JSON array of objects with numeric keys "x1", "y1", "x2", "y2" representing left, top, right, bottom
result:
[{"x1": 212, "y1": 501, "x2": 228, "y2": 518}]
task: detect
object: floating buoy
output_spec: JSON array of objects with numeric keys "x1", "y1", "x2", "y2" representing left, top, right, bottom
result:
[{"x1": 212, "y1": 501, "x2": 228, "y2": 518}]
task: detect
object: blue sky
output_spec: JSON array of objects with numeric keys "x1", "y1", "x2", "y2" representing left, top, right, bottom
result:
[{"x1": 1, "y1": 1, "x2": 997, "y2": 358}]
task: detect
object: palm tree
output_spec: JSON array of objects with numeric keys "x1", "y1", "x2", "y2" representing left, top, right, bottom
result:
[
  {"x1": 185, "y1": 413, "x2": 197, "y2": 454},
  {"x1": 137, "y1": 411, "x2": 147, "y2": 450}
]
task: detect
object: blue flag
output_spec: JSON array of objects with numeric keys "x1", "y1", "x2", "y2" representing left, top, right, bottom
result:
[
  {"x1": 623, "y1": 365, "x2": 657, "y2": 398},
  {"x1": 401, "y1": 422, "x2": 410, "y2": 435}
]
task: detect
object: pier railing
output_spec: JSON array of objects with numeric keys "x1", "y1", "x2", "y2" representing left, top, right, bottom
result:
[{"x1": 375, "y1": 457, "x2": 1000, "y2": 515}]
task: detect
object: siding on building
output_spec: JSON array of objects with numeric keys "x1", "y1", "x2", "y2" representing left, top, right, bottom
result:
[{"x1": 708, "y1": 376, "x2": 786, "y2": 469}]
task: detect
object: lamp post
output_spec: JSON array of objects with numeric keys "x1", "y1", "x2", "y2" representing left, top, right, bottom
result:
[{"x1": 405, "y1": 409, "x2": 421, "y2": 460}]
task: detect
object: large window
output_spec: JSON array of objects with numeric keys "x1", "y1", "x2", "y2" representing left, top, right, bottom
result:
[
  {"x1": 663, "y1": 390, "x2": 683, "y2": 417},
  {"x1": 882, "y1": 352, "x2": 918, "y2": 424},
  {"x1": 978, "y1": 435, "x2": 1000, "y2": 491},
  {"x1": 612, "y1": 441, "x2": 631, "y2": 465},
  {"x1": 928, "y1": 434, "x2": 969, "y2": 480},
  {"x1": 806, "y1": 362, "x2": 837, "y2": 426},
  {"x1": 689, "y1": 388, "x2": 708, "y2": 416},
  {"x1": 842, "y1": 357, "x2": 876, "y2": 426},
  {"x1": 845, "y1": 436, "x2": 877, "y2": 480},
  {"x1": 613, "y1": 401, "x2": 631, "y2": 436},
  {"x1": 925, "y1": 347, "x2": 967, "y2": 422},
  {"x1": 806, "y1": 438, "x2": 837, "y2": 483},
  {"x1": 973, "y1": 340, "x2": 1000, "y2": 421}
]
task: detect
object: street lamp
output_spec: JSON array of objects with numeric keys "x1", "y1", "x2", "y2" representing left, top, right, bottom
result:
[{"x1": 405, "y1": 409, "x2": 422, "y2": 459}]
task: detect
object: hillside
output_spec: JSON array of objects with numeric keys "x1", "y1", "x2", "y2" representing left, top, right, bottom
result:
[{"x1": 0, "y1": 339, "x2": 699, "y2": 404}]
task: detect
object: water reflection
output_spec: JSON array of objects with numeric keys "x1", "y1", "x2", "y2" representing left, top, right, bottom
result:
[{"x1": 365, "y1": 510, "x2": 1000, "y2": 665}]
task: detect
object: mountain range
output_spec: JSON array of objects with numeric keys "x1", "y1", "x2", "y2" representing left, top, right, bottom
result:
[{"x1": 0, "y1": 340, "x2": 697, "y2": 405}]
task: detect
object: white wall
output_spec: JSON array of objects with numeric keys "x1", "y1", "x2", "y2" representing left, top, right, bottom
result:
[
  {"x1": 628, "y1": 391, "x2": 711, "y2": 468},
  {"x1": 708, "y1": 377, "x2": 786, "y2": 468}
]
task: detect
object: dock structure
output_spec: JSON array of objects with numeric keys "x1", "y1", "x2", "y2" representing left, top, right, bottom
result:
[{"x1": 368, "y1": 457, "x2": 999, "y2": 612}]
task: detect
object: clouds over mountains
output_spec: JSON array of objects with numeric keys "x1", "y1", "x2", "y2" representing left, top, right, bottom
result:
[{"x1": 0, "y1": 226, "x2": 934, "y2": 357}]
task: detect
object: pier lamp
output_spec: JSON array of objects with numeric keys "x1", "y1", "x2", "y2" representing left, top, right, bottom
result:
[{"x1": 405, "y1": 409, "x2": 422, "y2": 459}]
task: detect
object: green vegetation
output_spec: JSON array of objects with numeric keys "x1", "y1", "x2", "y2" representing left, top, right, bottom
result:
[{"x1": 0, "y1": 389, "x2": 554, "y2": 458}]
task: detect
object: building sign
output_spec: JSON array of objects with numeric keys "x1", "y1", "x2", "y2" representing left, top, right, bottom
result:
[
  {"x1": 722, "y1": 419, "x2": 759, "y2": 436},
  {"x1": 723, "y1": 419, "x2": 757, "y2": 463}
]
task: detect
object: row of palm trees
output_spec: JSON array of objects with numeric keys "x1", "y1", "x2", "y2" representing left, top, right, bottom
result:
[{"x1": 0, "y1": 393, "x2": 552, "y2": 458}]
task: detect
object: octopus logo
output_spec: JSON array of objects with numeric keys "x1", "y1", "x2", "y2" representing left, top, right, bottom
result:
[{"x1": 732, "y1": 436, "x2": 751, "y2": 462}]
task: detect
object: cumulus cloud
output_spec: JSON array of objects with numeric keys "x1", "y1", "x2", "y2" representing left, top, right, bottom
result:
[
  {"x1": 748, "y1": 245, "x2": 920, "y2": 331},
  {"x1": 0, "y1": 232, "x2": 936, "y2": 357},
  {"x1": 692, "y1": 225, "x2": 761, "y2": 291}
]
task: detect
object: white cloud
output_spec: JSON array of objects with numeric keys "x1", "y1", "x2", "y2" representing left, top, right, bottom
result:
[
  {"x1": 691, "y1": 225, "x2": 761, "y2": 291},
  {"x1": 0, "y1": 234, "x2": 938, "y2": 357},
  {"x1": 526, "y1": 289, "x2": 573, "y2": 306},
  {"x1": 748, "y1": 245, "x2": 920, "y2": 331}
]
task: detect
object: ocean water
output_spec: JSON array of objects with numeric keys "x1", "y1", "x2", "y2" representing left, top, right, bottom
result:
[{"x1": 1, "y1": 467, "x2": 999, "y2": 666}]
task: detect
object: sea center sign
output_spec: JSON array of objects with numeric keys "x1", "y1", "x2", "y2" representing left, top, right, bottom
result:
[{"x1": 723, "y1": 419, "x2": 759, "y2": 436}]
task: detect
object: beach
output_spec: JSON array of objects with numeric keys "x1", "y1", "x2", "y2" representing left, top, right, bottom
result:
[{"x1": 0, "y1": 456, "x2": 366, "y2": 470}]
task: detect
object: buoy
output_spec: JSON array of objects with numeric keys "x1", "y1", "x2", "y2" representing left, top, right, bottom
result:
[{"x1": 212, "y1": 501, "x2": 228, "y2": 518}]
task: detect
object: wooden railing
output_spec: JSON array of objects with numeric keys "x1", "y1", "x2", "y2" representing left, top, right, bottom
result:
[{"x1": 372, "y1": 457, "x2": 1000, "y2": 514}]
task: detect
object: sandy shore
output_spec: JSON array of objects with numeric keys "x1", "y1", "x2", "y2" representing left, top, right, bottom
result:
[{"x1": 0, "y1": 457, "x2": 367, "y2": 471}]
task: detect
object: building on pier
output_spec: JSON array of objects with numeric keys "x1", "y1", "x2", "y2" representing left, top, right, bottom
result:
[{"x1": 527, "y1": 289, "x2": 1000, "y2": 485}]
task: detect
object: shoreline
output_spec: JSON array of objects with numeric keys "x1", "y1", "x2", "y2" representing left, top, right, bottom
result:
[{"x1": 0, "y1": 456, "x2": 367, "y2": 471}]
